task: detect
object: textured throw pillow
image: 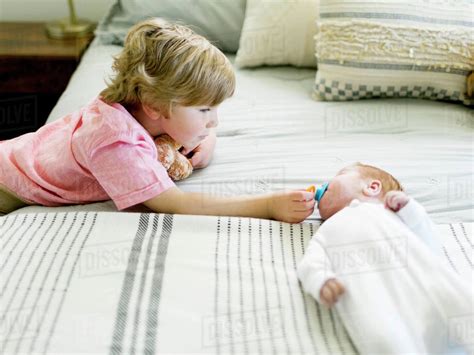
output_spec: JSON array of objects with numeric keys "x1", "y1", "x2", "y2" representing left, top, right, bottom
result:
[
  {"x1": 95, "y1": 0, "x2": 246, "y2": 53},
  {"x1": 235, "y1": 0, "x2": 318, "y2": 68},
  {"x1": 313, "y1": 0, "x2": 474, "y2": 105}
]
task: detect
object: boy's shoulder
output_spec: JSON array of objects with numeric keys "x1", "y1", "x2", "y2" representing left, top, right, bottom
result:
[
  {"x1": 71, "y1": 97, "x2": 154, "y2": 154},
  {"x1": 80, "y1": 97, "x2": 137, "y2": 131},
  {"x1": 75, "y1": 98, "x2": 148, "y2": 140}
]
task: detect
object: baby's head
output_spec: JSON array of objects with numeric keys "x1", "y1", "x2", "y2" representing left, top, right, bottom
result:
[
  {"x1": 101, "y1": 18, "x2": 235, "y2": 138},
  {"x1": 317, "y1": 163, "x2": 403, "y2": 220}
]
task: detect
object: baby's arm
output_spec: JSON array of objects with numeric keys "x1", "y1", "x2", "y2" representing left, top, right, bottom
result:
[
  {"x1": 143, "y1": 187, "x2": 315, "y2": 223},
  {"x1": 385, "y1": 191, "x2": 443, "y2": 256},
  {"x1": 297, "y1": 235, "x2": 344, "y2": 306}
]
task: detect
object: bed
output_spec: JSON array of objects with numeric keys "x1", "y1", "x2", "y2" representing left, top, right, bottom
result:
[{"x1": 1, "y1": 12, "x2": 473, "y2": 355}]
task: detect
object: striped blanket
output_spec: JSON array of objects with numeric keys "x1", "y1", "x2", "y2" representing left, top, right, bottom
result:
[{"x1": 1, "y1": 212, "x2": 472, "y2": 354}]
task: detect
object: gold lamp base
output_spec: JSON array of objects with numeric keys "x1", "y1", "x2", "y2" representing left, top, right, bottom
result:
[{"x1": 46, "y1": 18, "x2": 95, "y2": 39}]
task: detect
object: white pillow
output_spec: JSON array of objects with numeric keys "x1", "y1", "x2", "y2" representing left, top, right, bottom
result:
[
  {"x1": 95, "y1": 0, "x2": 246, "y2": 53},
  {"x1": 235, "y1": 0, "x2": 318, "y2": 68},
  {"x1": 313, "y1": 0, "x2": 474, "y2": 106}
]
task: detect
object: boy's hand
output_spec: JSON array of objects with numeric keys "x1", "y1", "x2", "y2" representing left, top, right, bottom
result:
[
  {"x1": 182, "y1": 131, "x2": 216, "y2": 169},
  {"x1": 384, "y1": 191, "x2": 409, "y2": 212},
  {"x1": 320, "y1": 278, "x2": 345, "y2": 308},
  {"x1": 268, "y1": 190, "x2": 315, "y2": 223}
]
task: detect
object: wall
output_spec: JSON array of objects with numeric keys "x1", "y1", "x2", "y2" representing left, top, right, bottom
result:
[{"x1": 0, "y1": 0, "x2": 115, "y2": 22}]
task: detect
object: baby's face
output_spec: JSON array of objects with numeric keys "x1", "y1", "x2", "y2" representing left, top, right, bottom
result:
[{"x1": 318, "y1": 169, "x2": 365, "y2": 220}]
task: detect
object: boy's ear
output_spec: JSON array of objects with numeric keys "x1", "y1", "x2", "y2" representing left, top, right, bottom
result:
[
  {"x1": 143, "y1": 104, "x2": 167, "y2": 121},
  {"x1": 362, "y1": 179, "x2": 382, "y2": 197}
]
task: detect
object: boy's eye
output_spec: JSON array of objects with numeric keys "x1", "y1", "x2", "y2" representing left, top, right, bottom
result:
[{"x1": 199, "y1": 108, "x2": 211, "y2": 113}]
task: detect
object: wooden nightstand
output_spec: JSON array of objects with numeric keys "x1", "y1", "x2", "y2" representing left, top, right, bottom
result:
[{"x1": 0, "y1": 22, "x2": 94, "y2": 140}]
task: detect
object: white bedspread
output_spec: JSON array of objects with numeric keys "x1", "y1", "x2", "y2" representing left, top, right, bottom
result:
[
  {"x1": 0, "y1": 212, "x2": 471, "y2": 354},
  {"x1": 38, "y1": 40, "x2": 474, "y2": 224}
]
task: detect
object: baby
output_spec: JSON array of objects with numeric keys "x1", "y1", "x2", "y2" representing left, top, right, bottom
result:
[{"x1": 298, "y1": 163, "x2": 472, "y2": 354}]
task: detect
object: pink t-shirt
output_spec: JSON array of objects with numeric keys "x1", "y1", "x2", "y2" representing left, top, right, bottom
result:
[{"x1": 0, "y1": 97, "x2": 175, "y2": 210}]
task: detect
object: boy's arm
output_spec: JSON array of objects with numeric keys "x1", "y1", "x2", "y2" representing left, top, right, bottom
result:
[
  {"x1": 386, "y1": 192, "x2": 443, "y2": 255},
  {"x1": 143, "y1": 187, "x2": 315, "y2": 223},
  {"x1": 297, "y1": 234, "x2": 337, "y2": 303}
]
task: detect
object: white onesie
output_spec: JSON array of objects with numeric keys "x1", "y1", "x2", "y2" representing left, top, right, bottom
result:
[{"x1": 297, "y1": 198, "x2": 473, "y2": 355}]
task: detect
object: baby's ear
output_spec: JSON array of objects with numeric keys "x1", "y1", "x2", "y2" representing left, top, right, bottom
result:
[{"x1": 362, "y1": 179, "x2": 382, "y2": 197}]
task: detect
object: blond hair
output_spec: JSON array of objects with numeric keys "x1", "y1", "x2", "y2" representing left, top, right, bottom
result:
[
  {"x1": 342, "y1": 162, "x2": 403, "y2": 195},
  {"x1": 101, "y1": 18, "x2": 235, "y2": 116}
]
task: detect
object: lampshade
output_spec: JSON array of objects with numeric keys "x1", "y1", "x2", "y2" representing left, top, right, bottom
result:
[{"x1": 45, "y1": 0, "x2": 95, "y2": 39}]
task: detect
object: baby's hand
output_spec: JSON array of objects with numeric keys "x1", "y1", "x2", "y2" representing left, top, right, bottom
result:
[
  {"x1": 320, "y1": 278, "x2": 345, "y2": 308},
  {"x1": 268, "y1": 190, "x2": 315, "y2": 223},
  {"x1": 384, "y1": 191, "x2": 409, "y2": 212}
]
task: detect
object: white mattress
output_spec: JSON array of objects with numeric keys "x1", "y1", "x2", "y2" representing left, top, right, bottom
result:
[
  {"x1": 19, "y1": 39, "x2": 473, "y2": 224},
  {"x1": 3, "y1": 40, "x2": 473, "y2": 354}
]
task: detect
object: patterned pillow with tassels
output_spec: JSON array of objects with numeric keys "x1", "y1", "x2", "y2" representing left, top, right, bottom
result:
[{"x1": 313, "y1": 0, "x2": 474, "y2": 106}]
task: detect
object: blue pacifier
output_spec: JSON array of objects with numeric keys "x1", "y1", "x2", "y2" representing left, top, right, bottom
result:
[{"x1": 315, "y1": 182, "x2": 329, "y2": 202}]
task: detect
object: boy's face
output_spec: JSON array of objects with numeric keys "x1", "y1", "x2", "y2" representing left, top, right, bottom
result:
[
  {"x1": 318, "y1": 168, "x2": 365, "y2": 220},
  {"x1": 162, "y1": 104, "x2": 219, "y2": 149}
]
